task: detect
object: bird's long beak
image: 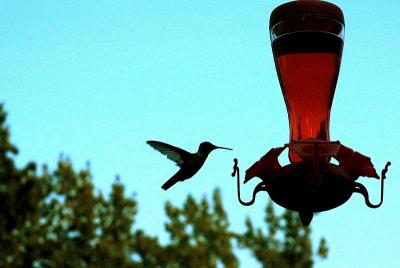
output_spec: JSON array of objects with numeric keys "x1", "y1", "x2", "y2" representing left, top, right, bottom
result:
[{"x1": 214, "y1": 145, "x2": 233, "y2": 150}]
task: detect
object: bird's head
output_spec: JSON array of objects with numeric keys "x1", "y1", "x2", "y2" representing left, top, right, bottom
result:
[{"x1": 198, "y1": 141, "x2": 232, "y2": 155}]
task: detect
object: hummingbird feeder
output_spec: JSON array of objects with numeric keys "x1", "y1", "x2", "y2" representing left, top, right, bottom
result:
[{"x1": 231, "y1": 0, "x2": 391, "y2": 226}]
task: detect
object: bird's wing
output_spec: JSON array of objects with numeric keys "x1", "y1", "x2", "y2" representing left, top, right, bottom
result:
[{"x1": 147, "y1": 140, "x2": 192, "y2": 167}]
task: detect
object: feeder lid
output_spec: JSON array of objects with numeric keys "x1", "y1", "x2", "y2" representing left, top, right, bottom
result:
[{"x1": 270, "y1": 0, "x2": 345, "y2": 28}]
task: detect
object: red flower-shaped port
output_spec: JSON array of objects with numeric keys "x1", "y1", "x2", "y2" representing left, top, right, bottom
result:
[{"x1": 245, "y1": 142, "x2": 379, "y2": 183}]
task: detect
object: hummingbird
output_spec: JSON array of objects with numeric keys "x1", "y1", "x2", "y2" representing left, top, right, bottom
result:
[{"x1": 146, "y1": 140, "x2": 232, "y2": 190}]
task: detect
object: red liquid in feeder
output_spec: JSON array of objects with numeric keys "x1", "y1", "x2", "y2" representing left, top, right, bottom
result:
[{"x1": 272, "y1": 31, "x2": 343, "y2": 163}]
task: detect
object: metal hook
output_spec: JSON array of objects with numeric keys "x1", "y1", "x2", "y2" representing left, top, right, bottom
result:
[
  {"x1": 353, "y1": 161, "x2": 391, "y2": 208},
  {"x1": 231, "y1": 158, "x2": 268, "y2": 206}
]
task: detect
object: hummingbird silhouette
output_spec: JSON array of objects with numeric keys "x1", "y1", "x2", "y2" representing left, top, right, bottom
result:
[{"x1": 147, "y1": 140, "x2": 232, "y2": 190}]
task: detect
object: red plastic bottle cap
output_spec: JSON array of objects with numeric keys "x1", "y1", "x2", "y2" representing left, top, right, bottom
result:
[{"x1": 270, "y1": 0, "x2": 345, "y2": 29}]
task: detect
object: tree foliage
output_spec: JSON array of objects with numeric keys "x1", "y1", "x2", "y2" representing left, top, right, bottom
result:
[
  {"x1": 237, "y1": 201, "x2": 328, "y2": 268},
  {"x1": 0, "y1": 104, "x2": 327, "y2": 267}
]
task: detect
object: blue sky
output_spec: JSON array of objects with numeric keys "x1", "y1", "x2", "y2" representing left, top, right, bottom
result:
[{"x1": 1, "y1": 0, "x2": 400, "y2": 267}]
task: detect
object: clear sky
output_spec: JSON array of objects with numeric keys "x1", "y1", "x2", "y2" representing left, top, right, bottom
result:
[{"x1": 2, "y1": 0, "x2": 400, "y2": 267}]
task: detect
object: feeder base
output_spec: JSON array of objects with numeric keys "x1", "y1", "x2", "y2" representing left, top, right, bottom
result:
[
  {"x1": 266, "y1": 163, "x2": 354, "y2": 214},
  {"x1": 232, "y1": 153, "x2": 390, "y2": 226}
]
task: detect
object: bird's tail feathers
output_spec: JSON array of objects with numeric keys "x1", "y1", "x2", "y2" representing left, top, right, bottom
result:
[{"x1": 161, "y1": 173, "x2": 183, "y2": 191}]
